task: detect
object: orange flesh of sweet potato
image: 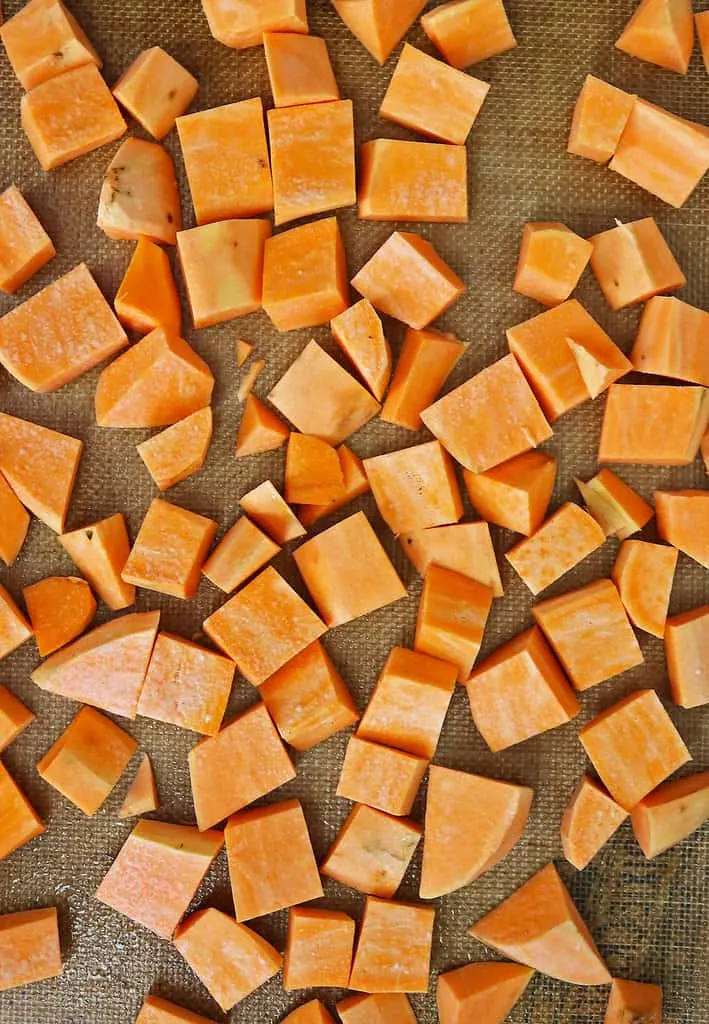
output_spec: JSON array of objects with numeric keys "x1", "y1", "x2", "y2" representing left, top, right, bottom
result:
[
  {"x1": 284, "y1": 907, "x2": 355, "y2": 989},
  {"x1": 421, "y1": 765, "x2": 533, "y2": 899},
  {"x1": 112, "y1": 46, "x2": 198, "y2": 141},
  {"x1": 604, "y1": 978, "x2": 663, "y2": 1023},
  {"x1": 576, "y1": 467, "x2": 654, "y2": 539},
  {"x1": 0, "y1": 684, "x2": 34, "y2": 753},
  {"x1": 415, "y1": 565, "x2": 493, "y2": 681},
  {"x1": 115, "y1": 237, "x2": 181, "y2": 335},
  {"x1": 0, "y1": 584, "x2": 33, "y2": 662},
  {"x1": 0, "y1": 471, "x2": 30, "y2": 565},
  {"x1": 321, "y1": 803, "x2": 422, "y2": 897},
  {"x1": 235, "y1": 339, "x2": 253, "y2": 367},
  {"x1": 236, "y1": 358, "x2": 265, "y2": 403},
  {"x1": 560, "y1": 774, "x2": 628, "y2": 870},
  {"x1": 698, "y1": 10, "x2": 709, "y2": 71},
  {"x1": 285, "y1": 433, "x2": 345, "y2": 506},
  {"x1": 381, "y1": 327, "x2": 465, "y2": 431},
  {"x1": 464, "y1": 450, "x2": 557, "y2": 537},
  {"x1": 470, "y1": 862, "x2": 611, "y2": 985},
  {"x1": 437, "y1": 961, "x2": 535, "y2": 1024},
  {"x1": 0, "y1": 0, "x2": 100, "y2": 90},
  {"x1": 264, "y1": 32, "x2": 338, "y2": 108},
  {"x1": 59, "y1": 513, "x2": 135, "y2": 610},
  {"x1": 631, "y1": 770, "x2": 709, "y2": 858},
  {"x1": 616, "y1": 0, "x2": 694, "y2": 74},
  {"x1": 612, "y1": 540, "x2": 678, "y2": 638},
  {"x1": 240, "y1": 480, "x2": 306, "y2": 543},
  {"x1": 655, "y1": 489, "x2": 709, "y2": 569},
  {"x1": 506, "y1": 502, "x2": 606, "y2": 595},
  {"x1": 122, "y1": 498, "x2": 217, "y2": 599},
  {"x1": 567, "y1": 75, "x2": 636, "y2": 163},
  {"x1": 0, "y1": 184, "x2": 55, "y2": 294},
  {"x1": 202, "y1": 515, "x2": 280, "y2": 594},
  {"x1": 364, "y1": 440, "x2": 463, "y2": 536},
  {"x1": 513, "y1": 222, "x2": 593, "y2": 307},
  {"x1": 400, "y1": 522, "x2": 503, "y2": 597},
  {"x1": 421, "y1": 0, "x2": 517, "y2": 68},
  {"x1": 331, "y1": 0, "x2": 426, "y2": 64},
  {"x1": 298, "y1": 444, "x2": 370, "y2": 527},
  {"x1": 336, "y1": 993, "x2": 417, "y2": 1024},
  {"x1": 23, "y1": 575, "x2": 96, "y2": 656},
  {"x1": 97, "y1": 137, "x2": 181, "y2": 245},
  {"x1": 359, "y1": 139, "x2": 468, "y2": 224},
  {"x1": 282, "y1": 1001, "x2": 334, "y2": 1024},
  {"x1": 118, "y1": 753, "x2": 158, "y2": 819},
  {"x1": 631, "y1": 296, "x2": 709, "y2": 386},
  {"x1": 136, "y1": 993, "x2": 217, "y2": 1023},
  {"x1": 137, "y1": 407, "x2": 212, "y2": 491},
  {"x1": 331, "y1": 299, "x2": 392, "y2": 402},
  {"x1": 201, "y1": 0, "x2": 308, "y2": 49},
  {"x1": 349, "y1": 897, "x2": 435, "y2": 993},
  {"x1": 336, "y1": 735, "x2": 428, "y2": 817},
  {"x1": 0, "y1": 907, "x2": 61, "y2": 990},
  {"x1": 0, "y1": 761, "x2": 44, "y2": 860},
  {"x1": 590, "y1": 217, "x2": 685, "y2": 311},
  {"x1": 235, "y1": 394, "x2": 290, "y2": 457},
  {"x1": 665, "y1": 604, "x2": 709, "y2": 708}
]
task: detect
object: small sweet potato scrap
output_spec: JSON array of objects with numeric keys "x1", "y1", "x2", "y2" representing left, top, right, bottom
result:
[
  {"x1": 201, "y1": 0, "x2": 308, "y2": 49},
  {"x1": 0, "y1": 472, "x2": 29, "y2": 566},
  {"x1": 337, "y1": 994, "x2": 416, "y2": 1024},
  {"x1": 464, "y1": 450, "x2": 557, "y2": 537},
  {"x1": 0, "y1": 761, "x2": 44, "y2": 860},
  {"x1": 665, "y1": 604, "x2": 709, "y2": 708},
  {"x1": 264, "y1": 32, "x2": 339, "y2": 108},
  {"x1": 514, "y1": 222, "x2": 593, "y2": 307},
  {"x1": 567, "y1": 75, "x2": 636, "y2": 164},
  {"x1": 590, "y1": 217, "x2": 685, "y2": 310},
  {"x1": 349, "y1": 897, "x2": 435, "y2": 993},
  {"x1": 122, "y1": 498, "x2": 217, "y2": 599},
  {"x1": 576, "y1": 468, "x2": 654, "y2": 540},
  {"x1": 0, "y1": 0, "x2": 100, "y2": 90},
  {"x1": 114, "y1": 237, "x2": 181, "y2": 335},
  {"x1": 137, "y1": 407, "x2": 213, "y2": 491},
  {"x1": 284, "y1": 907, "x2": 355, "y2": 989},
  {"x1": 506, "y1": 502, "x2": 606, "y2": 595},
  {"x1": 0, "y1": 907, "x2": 61, "y2": 991},
  {"x1": 136, "y1": 993, "x2": 216, "y2": 1024},
  {"x1": 655, "y1": 489, "x2": 709, "y2": 568},
  {"x1": 599, "y1": 384, "x2": 709, "y2": 465},
  {"x1": 337, "y1": 735, "x2": 427, "y2": 817},
  {"x1": 321, "y1": 804, "x2": 421, "y2": 898},
  {"x1": 421, "y1": 0, "x2": 516, "y2": 68},
  {"x1": 97, "y1": 138, "x2": 181, "y2": 245},
  {"x1": 698, "y1": 10, "x2": 709, "y2": 70},
  {"x1": 23, "y1": 576, "x2": 96, "y2": 656},
  {"x1": 236, "y1": 358, "x2": 265, "y2": 403},
  {"x1": 437, "y1": 962, "x2": 535, "y2": 1024},
  {"x1": 59, "y1": 513, "x2": 135, "y2": 611},
  {"x1": 0, "y1": 185, "x2": 55, "y2": 294},
  {"x1": 113, "y1": 46, "x2": 198, "y2": 140},
  {"x1": 381, "y1": 327, "x2": 465, "y2": 431},
  {"x1": 365, "y1": 440, "x2": 463, "y2": 536},
  {"x1": 331, "y1": 299, "x2": 392, "y2": 402},
  {"x1": 299, "y1": 444, "x2": 370, "y2": 527},
  {"x1": 631, "y1": 296, "x2": 709, "y2": 386},
  {"x1": 202, "y1": 515, "x2": 280, "y2": 594},
  {"x1": 560, "y1": 774, "x2": 628, "y2": 870},
  {"x1": 118, "y1": 753, "x2": 158, "y2": 819},
  {"x1": 399, "y1": 522, "x2": 503, "y2": 597},
  {"x1": 359, "y1": 139, "x2": 468, "y2": 223},
  {"x1": 631, "y1": 770, "x2": 709, "y2": 858},
  {"x1": 415, "y1": 565, "x2": 493, "y2": 681},
  {"x1": 235, "y1": 394, "x2": 289, "y2": 457},
  {"x1": 285, "y1": 434, "x2": 345, "y2": 506},
  {"x1": 612, "y1": 540, "x2": 678, "y2": 638},
  {"x1": 331, "y1": 0, "x2": 426, "y2": 64},
  {"x1": 240, "y1": 480, "x2": 306, "y2": 543},
  {"x1": 604, "y1": 979, "x2": 663, "y2": 1024},
  {"x1": 616, "y1": 0, "x2": 693, "y2": 74},
  {"x1": 0, "y1": 585, "x2": 32, "y2": 662},
  {"x1": 0, "y1": 685, "x2": 34, "y2": 753}
]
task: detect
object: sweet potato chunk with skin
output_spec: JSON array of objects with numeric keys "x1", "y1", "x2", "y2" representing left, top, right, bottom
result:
[
  {"x1": 568, "y1": 75, "x2": 636, "y2": 164},
  {"x1": 0, "y1": 262, "x2": 127, "y2": 394},
  {"x1": 0, "y1": 762, "x2": 44, "y2": 860},
  {"x1": 422, "y1": 354, "x2": 552, "y2": 474},
  {"x1": 203, "y1": 566, "x2": 325, "y2": 686},
  {"x1": 331, "y1": 0, "x2": 426, "y2": 64},
  {"x1": 236, "y1": 395, "x2": 290, "y2": 458},
  {"x1": 506, "y1": 503, "x2": 606, "y2": 596},
  {"x1": 422, "y1": 0, "x2": 516, "y2": 67},
  {"x1": 380, "y1": 44, "x2": 489, "y2": 145},
  {"x1": 359, "y1": 139, "x2": 468, "y2": 224},
  {"x1": 96, "y1": 820, "x2": 223, "y2": 938},
  {"x1": 599, "y1": 385, "x2": 709, "y2": 466},
  {"x1": 0, "y1": 472, "x2": 29, "y2": 566},
  {"x1": 0, "y1": 185, "x2": 55, "y2": 294},
  {"x1": 114, "y1": 237, "x2": 181, "y2": 336},
  {"x1": 122, "y1": 499, "x2": 217, "y2": 600},
  {"x1": 264, "y1": 32, "x2": 338, "y2": 108},
  {"x1": 240, "y1": 480, "x2": 306, "y2": 544},
  {"x1": 590, "y1": 218, "x2": 685, "y2": 311},
  {"x1": 352, "y1": 231, "x2": 465, "y2": 330},
  {"x1": 203, "y1": 516, "x2": 280, "y2": 594},
  {"x1": 23, "y1": 576, "x2": 96, "y2": 656},
  {"x1": 97, "y1": 138, "x2": 181, "y2": 245},
  {"x1": 177, "y1": 99, "x2": 272, "y2": 224},
  {"x1": 38, "y1": 705, "x2": 137, "y2": 815},
  {"x1": 60, "y1": 513, "x2": 135, "y2": 611},
  {"x1": 118, "y1": 753, "x2": 158, "y2": 819},
  {"x1": 612, "y1": 540, "x2": 677, "y2": 638},
  {"x1": 201, "y1": 0, "x2": 308, "y2": 49},
  {"x1": 560, "y1": 775, "x2": 628, "y2": 871},
  {"x1": 337, "y1": 736, "x2": 427, "y2": 817},
  {"x1": 655, "y1": 490, "x2": 709, "y2": 568},
  {"x1": 284, "y1": 907, "x2": 355, "y2": 990},
  {"x1": 294, "y1": 512, "x2": 406, "y2": 627},
  {"x1": 467, "y1": 627, "x2": 580, "y2": 752},
  {"x1": 400, "y1": 522, "x2": 503, "y2": 597},
  {"x1": 331, "y1": 300, "x2": 392, "y2": 402},
  {"x1": 0, "y1": 685, "x2": 34, "y2": 753},
  {"x1": 285, "y1": 434, "x2": 345, "y2": 506},
  {"x1": 0, "y1": 908, "x2": 61, "y2": 991},
  {"x1": 226, "y1": 799, "x2": 323, "y2": 920},
  {"x1": 415, "y1": 566, "x2": 493, "y2": 681},
  {"x1": 665, "y1": 605, "x2": 709, "y2": 708},
  {"x1": 113, "y1": 47, "x2": 198, "y2": 140},
  {"x1": 136, "y1": 994, "x2": 217, "y2": 1024},
  {"x1": 421, "y1": 766, "x2": 533, "y2": 899},
  {"x1": 437, "y1": 962, "x2": 535, "y2": 1024},
  {"x1": 283, "y1": 1001, "x2": 334, "y2": 1024},
  {"x1": 299, "y1": 444, "x2": 370, "y2": 527},
  {"x1": 22, "y1": 64, "x2": 126, "y2": 170},
  {"x1": 31, "y1": 610, "x2": 160, "y2": 719},
  {"x1": 631, "y1": 296, "x2": 709, "y2": 386},
  {"x1": 137, "y1": 408, "x2": 212, "y2": 492},
  {"x1": 365, "y1": 441, "x2": 463, "y2": 536},
  {"x1": 0, "y1": 585, "x2": 32, "y2": 662},
  {"x1": 464, "y1": 450, "x2": 557, "y2": 537},
  {"x1": 576, "y1": 468, "x2": 654, "y2": 540},
  {"x1": 188, "y1": 703, "x2": 295, "y2": 830},
  {"x1": 349, "y1": 897, "x2": 434, "y2": 993},
  {"x1": 321, "y1": 804, "x2": 421, "y2": 897},
  {"x1": 337, "y1": 994, "x2": 417, "y2": 1024},
  {"x1": 470, "y1": 863, "x2": 611, "y2": 985},
  {"x1": 514, "y1": 223, "x2": 593, "y2": 307},
  {"x1": 616, "y1": 0, "x2": 693, "y2": 74},
  {"x1": 0, "y1": 0, "x2": 100, "y2": 90},
  {"x1": 381, "y1": 327, "x2": 466, "y2": 431},
  {"x1": 631, "y1": 771, "x2": 709, "y2": 858}
]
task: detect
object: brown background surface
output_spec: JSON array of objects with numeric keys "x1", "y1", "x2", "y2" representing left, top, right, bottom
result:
[{"x1": 0, "y1": 1, "x2": 708, "y2": 1021}]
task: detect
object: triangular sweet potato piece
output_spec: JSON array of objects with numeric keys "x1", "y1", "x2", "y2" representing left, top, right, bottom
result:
[
  {"x1": 0, "y1": 472, "x2": 30, "y2": 566},
  {"x1": 331, "y1": 0, "x2": 427, "y2": 64},
  {"x1": 616, "y1": 0, "x2": 694, "y2": 74},
  {"x1": 437, "y1": 961, "x2": 535, "y2": 1024},
  {"x1": 118, "y1": 753, "x2": 159, "y2": 818},
  {"x1": 235, "y1": 394, "x2": 289, "y2": 456},
  {"x1": 115, "y1": 236, "x2": 182, "y2": 335}
]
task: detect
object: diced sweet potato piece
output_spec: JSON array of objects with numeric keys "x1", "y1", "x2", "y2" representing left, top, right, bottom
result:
[
  {"x1": 514, "y1": 223, "x2": 593, "y2": 307},
  {"x1": 616, "y1": 0, "x2": 693, "y2": 73},
  {"x1": 599, "y1": 384, "x2": 709, "y2": 465},
  {"x1": 235, "y1": 394, "x2": 289, "y2": 457},
  {"x1": 0, "y1": 761, "x2": 44, "y2": 860},
  {"x1": 331, "y1": 0, "x2": 426, "y2": 63},
  {"x1": 31, "y1": 610, "x2": 159, "y2": 718},
  {"x1": 136, "y1": 994, "x2": 216, "y2": 1024},
  {"x1": 337, "y1": 994, "x2": 416, "y2": 1024},
  {"x1": 470, "y1": 862, "x2": 610, "y2": 985},
  {"x1": 177, "y1": 98, "x2": 272, "y2": 223},
  {"x1": 655, "y1": 489, "x2": 709, "y2": 568},
  {"x1": 299, "y1": 444, "x2": 370, "y2": 527},
  {"x1": 23, "y1": 576, "x2": 96, "y2": 656},
  {"x1": 114, "y1": 237, "x2": 181, "y2": 335},
  {"x1": 240, "y1": 480, "x2": 306, "y2": 544},
  {"x1": 137, "y1": 407, "x2": 212, "y2": 492},
  {"x1": 437, "y1": 962, "x2": 535, "y2": 1024},
  {"x1": 590, "y1": 218, "x2": 685, "y2": 311},
  {"x1": 665, "y1": 604, "x2": 709, "y2": 708},
  {"x1": 201, "y1": 0, "x2": 308, "y2": 49},
  {"x1": 415, "y1": 566, "x2": 493, "y2": 681},
  {"x1": 189, "y1": 703, "x2": 295, "y2": 830},
  {"x1": 467, "y1": 627, "x2": 579, "y2": 751},
  {"x1": 507, "y1": 299, "x2": 631, "y2": 421},
  {"x1": 137, "y1": 632, "x2": 235, "y2": 736},
  {"x1": 284, "y1": 907, "x2": 355, "y2": 989},
  {"x1": 285, "y1": 434, "x2": 345, "y2": 506},
  {"x1": 576, "y1": 468, "x2": 654, "y2": 540},
  {"x1": 38, "y1": 705, "x2": 137, "y2": 815},
  {"x1": 567, "y1": 75, "x2": 636, "y2": 163},
  {"x1": 113, "y1": 46, "x2": 198, "y2": 140},
  {"x1": 605, "y1": 980, "x2": 663, "y2": 1024},
  {"x1": 0, "y1": 907, "x2": 61, "y2": 990},
  {"x1": 380, "y1": 43, "x2": 489, "y2": 145},
  {"x1": 612, "y1": 540, "x2": 677, "y2": 638},
  {"x1": 560, "y1": 775, "x2": 628, "y2": 870},
  {"x1": 283, "y1": 1002, "x2": 334, "y2": 1024},
  {"x1": 235, "y1": 340, "x2": 253, "y2": 367},
  {"x1": 95, "y1": 327, "x2": 214, "y2": 428},
  {"x1": 236, "y1": 358, "x2": 265, "y2": 403},
  {"x1": 0, "y1": 585, "x2": 32, "y2": 662},
  {"x1": 177, "y1": 219, "x2": 271, "y2": 328},
  {"x1": 59, "y1": 514, "x2": 134, "y2": 610},
  {"x1": 0, "y1": 262, "x2": 127, "y2": 393},
  {"x1": 331, "y1": 300, "x2": 392, "y2": 402},
  {"x1": 118, "y1": 753, "x2": 158, "y2": 819},
  {"x1": 506, "y1": 502, "x2": 606, "y2": 595},
  {"x1": 22, "y1": 63, "x2": 126, "y2": 170},
  {"x1": 203, "y1": 516, "x2": 279, "y2": 594},
  {"x1": 359, "y1": 139, "x2": 467, "y2": 223},
  {"x1": 422, "y1": 354, "x2": 552, "y2": 473},
  {"x1": 421, "y1": 765, "x2": 532, "y2": 899},
  {"x1": 381, "y1": 327, "x2": 465, "y2": 431},
  {"x1": 264, "y1": 32, "x2": 338, "y2": 108},
  {"x1": 609, "y1": 98, "x2": 709, "y2": 208},
  {"x1": 365, "y1": 440, "x2": 463, "y2": 536},
  {"x1": 293, "y1": 511, "x2": 406, "y2": 627},
  {"x1": 0, "y1": 472, "x2": 29, "y2": 566},
  {"x1": 96, "y1": 820, "x2": 223, "y2": 938},
  {"x1": 203, "y1": 566, "x2": 325, "y2": 685},
  {"x1": 0, "y1": 185, "x2": 54, "y2": 294},
  {"x1": 352, "y1": 231, "x2": 465, "y2": 330},
  {"x1": 0, "y1": 0, "x2": 100, "y2": 89},
  {"x1": 321, "y1": 804, "x2": 421, "y2": 897},
  {"x1": 421, "y1": 0, "x2": 516, "y2": 67},
  {"x1": 226, "y1": 799, "x2": 322, "y2": 920},
  {"x1": 0, "y1": 685, "x2": 34, "y2": 753},
  {"x1": 337, "y1": 735, "x2": 427, "y2": 816},
  {"x1": 349, "y1": 897, "x2": 434, "y2": 993},
  {"x1": 631, "y1": 770, "x2": 709, "y2": 857},
  {"x1": 97, "y1": 138, "x2": 181, "y2": 245},
  {"x1": 464, "y1": 450, "x2": 557, "y2": 537},
  {"x1": 631, "y1": 296, "x2": 709, "y2": 386},
  {"x1": 122, "y1": 499, "x2": 217, "y2": 599},
  {"x1": 400, "y1": 522, "x2": 503, "y2": 597}
]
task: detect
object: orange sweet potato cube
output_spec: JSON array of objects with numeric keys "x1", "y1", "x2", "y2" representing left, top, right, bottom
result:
[
  {"x1": 421, "y1": 354, "x2": 552, "y2": 473},
  {"x1": 567, "y1": 75, "x2": 636, "y2": 164},
  {"x1": 421, "y1": 0, "x2": 517, "y2": 68},
  {"x1": 0, "y1": 761, "x2": 44, "y2": 860},
  {"x1": 97, "y1": 138, "x2": 181, "y2": 245},
  {"x1": 464, "y1": 450, "x2": 557, "y2": 537},
  {"x1": 176, "y1": 98, "x2": 272, "y2": 224},
  {"x1": 437, "y1": 962, "x2": 534, "y2": 1024},
  {"x1": 201, "y1": 0, "x2": 308, "y2": 49},
  {"x1": 415, "y1": 565, "x2": 493, "y2": 681},
  {"x1": 0, "y1": 185, "x2": 54, "y2": 294},
  {"x1": 352, "y1": 231, "x2": 465, "y2": 330},
  {"x1": 599, "y1": 384, "x2": 709, "y2": 465},
  {"x1": 0, "y1": 584, "x2": 32, "y2": 662},
  {"x1": 631, "y1": 770, "x2": 709, "y2": 859},
  {"x1": 0, "y1": 907, "x2": 61, "y2": 991},
  {"x1": 631, "y1": 296, "x2": 709, "y2": 386},
  {"x1": 466, "y1": 627, "x2": 579, "y2": 752},
  {"x1": 22, "y1": 63, "x2": 126, "y2": 170},
  {"x1": 136, "y1": 994, "x2": 217, "y2": 1023},
  {"x1": 285, "y1": 434, "x2": 345, "y2": 506},
  {"x1": 337, "y1": 735, "x2": 428, "y2": 816},
  {"x1": 337, "y1": 994, "x2": 417, "y2": 1024},
  {"x1": 330, "y1": 299, "x2": 392, "y2": 403},
  {"x1": 203, "y1": 515, "x2": 280, "y2": 594},
  {"x1": 59, "y1": 513, "x2": 135, "y2": 611},
  {"x1": 0, "y1": 0, "x2": 100, "y2": 90},
  {"x1": 0, "y1": 685, "x2": 34, "y2": 753},
  {"x1": 0, "y1": 472, "x2": 29, "y2": 566},
  {"x1": 590, "y1": 218, "x2": 685, "y2": 311},
  {"x1": 203, "y1": 566, "x2": 325, "y2": 685},
  {"x1": 96, "y1": 820, "x2": 224, "y2": 938},
  {"x1": 605, "y1": 979, "x2": 663, "y2": 1024},
  {"x1": 579, "y1": 689, "x2": 691, "y2": 810},
  {"x1": 359, "y1": 139, "x2": 467, "y2": 223},
  {"x1": 349, "y1": 897, "x2": 435, "y2": 993},
  {"x1": 612, "y1": 540, "x2": 677, "y2": 639},
  {"x1": 284, "y1": 907, "x2": 355, "y2": 989},
  {"x1": 37, "y1": 705, "x2": 137, "y2": 815},
  {"x1": 381, "y1": 327, "x2": 465, "y2": 431},
  {"x1": 114, "y1": 237, "x2": 181, "y2": 336},
  {"x1": 113, "y1": 46, "x2": 198, "y2": 140},
  {"x1": 331, "y1": 0, "x2": 426, "y2": 64},
  {"x1": 177, "y1": 219, "x2": 271, "y2": 328},
  {"x1": 137, "y1": 407, "x2": 212, "y2": 492},
  {"x1": 560, "y1": 774, "x2": 627, "y2": 871},
  {"x1": 513, "y1": 222, "x2": 593, "y2": 307},
  {"x1": 23, "y1": 575, "x2": 96, "y2": 656},
  {"x1": 235, "y1": 395, "x2": 290, "y2": 457},
  {"x1": 188, "y1": 703, "x2": 295, "y2": 830},
  {"x1": 505, "y1": 502, "x2": 606, "y2": 595},
  {"x1": 226, "y1": 799, "x2": 323, "y2": 920},
  {"x1": 264, "y1": 32, "x2": 339, "y2": 108},
  {"x1": 665, "y1": 604, "x2": 709, "y2": 709},
  {"x1": 364, "y1": 440, "x2": 463, "y2": 535},
  {"x1": 118, "y1": 753, "x2": 159, "y2": 819},
  {"x1": 262, "y1": 217, "x2": 349, "y2": 331},
  {"x1": 240, "y1": 480, "x2": 306, "y2": 544},
  {"x1": 321, "y1": 803, "x2": 421, "y2": 897},
  {"x1": 399, "y1": 522, "x2": 503, "y2": 597},
  {"x1": 576, "y1": 467, "x2": 654, "y2": 540},
  {"x1": 616, "y1": 0, "x2": 693, "y2": 73},
  {"x1": 122, "y1": 498, "x2": 217, "y2": 599},
  {"x1": 298, "y1": 444, "x2": 370, "y2": 528}
]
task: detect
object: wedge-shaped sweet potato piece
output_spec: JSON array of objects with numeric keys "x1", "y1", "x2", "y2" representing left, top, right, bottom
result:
[
  {"x1": 382, "y1": 327, "x2": 465, "y2": 431},
  {"x1": 0, "y1": 761, "x2": 44, "y2": 860},
  {"x1": 299, "y1": 444, "x2": 370, "y2": 527},
  {"x1": 136, "y1": 993, "x2": 216, "y2": 1024},
  {"x1": 235, "y1": 394, "x2": 290, "y2": 457},
  {"x1": 113, "y1": 46, "x2": 198, "y2": 140},
  {"x1": 337, "y1": 994, "x2": 416, "y2": 1024},
  {"x1": 631, "y1": 296, "x2": 709, "y2": 386},
  {"x1": 590, "y1": 218, "x2": 685, "y2": 311},
  {"x1": 0, "y1": 473, "x2": 29, "y2": 567},
  {"x1": 699, "y1": 10, "x2": 709, "y2": 69},
  {"x1": 337, "y1": 735, "x2": 427, "y2": 817},
  {"x1": 321, "y1": 804, "x2": 421, "y2": 897},
  {"x1": 122, "y1": 499, "x2": 217, "y2": 599},
  {"x1": 23, "y1": 575, "x2": 96, "y2": 656},
  {"x1": 114, "y1": 237, "x2": 181, "y2": 335},
  {"x1": 97, "y1": 138, "x2": 181, "y2": 245},
  {"x1": 32, "y1": 609, "x2": 160, "y2": 719},
  {"x1": 236, "y1": 356, "x2": 265, "y2": 403},
  {"x1": 437, "y1": 962, "x2": 535, "y2": 1024},
  {"x1": 567, "y1": 75, "x2": 636, "y2": 164},
  {"x1": 331, "y1": 300, "x2": 392, "y2": 402},
  {"x1": 137, "y1": 408, "x2": 212, "y2": 491},
  {"x1": 421, "y1": 765, "x2": 533, "y2": 899},
  {"x1": 616, "y1": 0, "x2": 694, "y2": 73},
  {"x1": 0, "y1": 0, "x2": 100, "y2": 90},
  {"x1": 665, "y1": 604, "x2": 709, "y2": 708},
  {"x1": 0, "y1": 685, "x2": 34, "y2": 753},
  {"x1": 201, "y1": 0, "x2": 308, "y2": 49},
  {"x1": 560, "y1": 775, "x2": 628, "y2": 871},
  {"x1": 118, "y1": 753, "x2": 158, "y2": 819},
  {"x1": 332, "y1": 0, "x2": 426, "y2": 63},
  {"x1": 365, "y1": 441, "x2": 463, "y2": 535},
  {"x1": 96, "y1": 820, "x2": 223, "y2": 938},
  {"x1": 285, "y1": 433, "x2": 345, "y2": 506},
  {"x1": 506, "y1": 503, "x2": 606, "y2": 596},
  {"x1": 264, "y1": 32, "x2": 338, "y2": 108},
  {"x1": 470, "y1": 863, "x2": 610, "y2": 985},
  {"x1": 605, "y1": 979, "x2": 663, "y2": 1023},
  {"x1": 240, "y1": 480, "x2": 306, "y2": 544},
  {"x1": 566, "y1": 338, "x2": 629, "y2": 400},
  {"x1": 400, "y1": 522, "x2": 503, "y2": 596},
  {"x1": 421, "y1": 0, "x2": 517, "y2": 67},
  {"x1": 359, "y1": 139, "x2": 468, "y2": 223},
  {"x1": 0, "y1": 185, "x2": 55, "y2": 294},
  {"x1": 284, "y1": 907, "x2": 355, "y2": 990},
  {"x1": 464, "y1": 450, "x2": 557, "y2": 537},
  {"x1": 612, "y1": 540, "x2": 677, "y2": 638},
  {"x1": 576, "y1": 468, "x2": 654, "y2": 539},
  {"x1": 0, "y1": 907, "x2": 61, "y2": 991},
  {"x1": 0, "y1": 585, "x2": 32, "y2": 662},
  {"x1": 579, "y1": 689, "x2": 691, "y2": 810},
  {"x1": 283, "y1": 1002, "x2": 334, "y2": 1024},
  {"x1": 655, "y1": 489, "x2": 709, "y2": 569},
  {"x1": 514, "y1": 222, "x2": 593, "y2": 307},
  {"x1": 59, "y1": 513, "x2": 134, "y2": 610},
  {"x1": 203, "y1": 516, "x2": 279, "y2": 594},
  {"x1": 631, "y1": 770, "x2": 709, "y2": 857},
  {"x1": 415, "y1": 565, "x2": 493, "y2": 681},
  {"x1": 350, "y1": 897, "x2": 435, "y2": 993}
]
